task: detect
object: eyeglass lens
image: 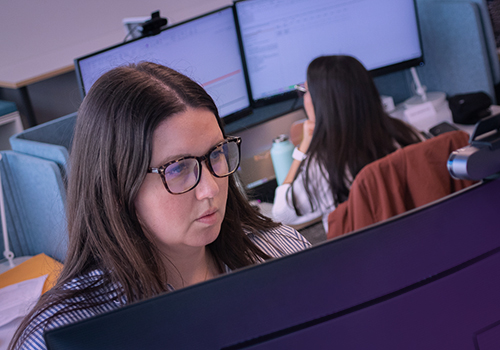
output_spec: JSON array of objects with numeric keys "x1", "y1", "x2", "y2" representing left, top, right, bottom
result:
[{"x1": 164, "y1": 139, "x2": 239, "y2": 194}]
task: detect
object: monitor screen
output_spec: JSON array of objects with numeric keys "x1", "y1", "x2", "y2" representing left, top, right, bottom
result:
[
  {"x1": 74, "y1": 7, "x2": 251, "y2": 119},
  {"x1": 234, "y1": 0, "x2": 423, "y2": 105},
  {"x1": 44, "y1": 178, "x2": 500, "y2": 350}
]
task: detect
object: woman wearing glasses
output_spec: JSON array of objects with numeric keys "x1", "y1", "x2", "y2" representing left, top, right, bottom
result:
[
  {"x1": 11, "y1": 62, "x2": 310, "y2": 350},
  {"x1": 272, "y1": 55, "x2": 423, "y2": 233}
]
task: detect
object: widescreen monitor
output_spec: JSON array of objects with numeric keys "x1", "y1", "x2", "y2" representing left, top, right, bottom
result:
[
  {"x1": 45, "y1": 178, "x2": 500, "y2": 349},
  {"x1": 234, "y1": 0, "x2": 424, "y2": 105},
  {"x1": 74, "y1": 7, "x2": 251, "y2": 119}
]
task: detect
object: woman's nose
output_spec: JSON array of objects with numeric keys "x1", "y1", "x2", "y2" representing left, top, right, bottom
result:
[{"x1": 195, "y1": 162, "x2": 220, "y2": 200}]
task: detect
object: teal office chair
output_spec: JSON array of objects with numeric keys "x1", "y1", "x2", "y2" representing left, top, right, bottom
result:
[
  {"x1": 9, "y1": 112, "x2": 76, "y2": 180},
  {"x1": 0, "y1": 151, "x2": 67, "y2": 262}
]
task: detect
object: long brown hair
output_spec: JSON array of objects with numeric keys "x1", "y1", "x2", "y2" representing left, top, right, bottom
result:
[
  {"x1": 10, "y1": 62, "x2": 278, "y2": 349},
  {"x1": 299, "y1": 55, "x2": 421, "y2": 209}
]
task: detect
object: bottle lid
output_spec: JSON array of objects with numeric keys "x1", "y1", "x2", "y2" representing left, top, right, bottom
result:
[{"x1": 273, "y1": 134, "x2": 289, "y2": 143}]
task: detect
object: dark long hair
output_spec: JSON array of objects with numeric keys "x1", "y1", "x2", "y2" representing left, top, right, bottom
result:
[
  {"x1": 300, "y1": 55, "x2": 421, "y2": 208},
  {"x1": 10, "y1": 62, "x2": 278, "y2": 349}
]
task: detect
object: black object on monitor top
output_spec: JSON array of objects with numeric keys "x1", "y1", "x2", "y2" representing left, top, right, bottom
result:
[
  {"x1": 45, "y1": 178, "x2": 500, "y2": 350},
  {"x1": 74, "y1": 7, "x2": 251, "y2": 121},
  {"x1": 234, "y1": 0, "x2": 424, "y2": 106}
]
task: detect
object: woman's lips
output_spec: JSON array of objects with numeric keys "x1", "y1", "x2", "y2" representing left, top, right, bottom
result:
[{"x1": 196, "y1": 209, "x2": 218, "y2": 225}]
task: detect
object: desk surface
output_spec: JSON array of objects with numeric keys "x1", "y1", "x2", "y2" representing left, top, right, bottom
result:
[
  {"x1": 389, "y1": 101, "x2": 500, "y2": 135},
  {"x1": 242, "y1": 102, "x2": 500, "y2": 231}
]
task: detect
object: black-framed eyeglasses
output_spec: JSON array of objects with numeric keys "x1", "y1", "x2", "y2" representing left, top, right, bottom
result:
[{"x1": 147, "y1": 136, "x2": 241, "y2": 195}]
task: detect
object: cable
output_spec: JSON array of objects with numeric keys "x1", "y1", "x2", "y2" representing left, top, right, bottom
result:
[{"x1": 123, "y1": 23, "x2": 142, "y2": 42}]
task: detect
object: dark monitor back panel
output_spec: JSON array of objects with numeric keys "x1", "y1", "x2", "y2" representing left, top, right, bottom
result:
[
  {"x1": 45, "y1": 179, "x2": 500, "y2": 349},
  {"x1": 240, "y1": 249, "x2": 500, "y2": 349}
]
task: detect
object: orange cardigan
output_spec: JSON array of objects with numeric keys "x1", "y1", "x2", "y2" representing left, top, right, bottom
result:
[{"x1": 327, "y1": 130, "x2": 476, "y2": 239}]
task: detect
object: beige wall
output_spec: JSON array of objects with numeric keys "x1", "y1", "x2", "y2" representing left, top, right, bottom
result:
[{"x1": 0, "y1": 0, "x2": 232, "y2": 69}]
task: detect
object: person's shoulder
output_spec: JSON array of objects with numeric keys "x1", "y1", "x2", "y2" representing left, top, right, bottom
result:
[
  {"x1": 62, "y1": 269, "x2": 104, "y2": 290},
  {"x1": 18, "y1": 269, "x2": 123, "y2": 350},
  {"x1": 249, "y1": 225, "x2": 312, "y2": 258},
  {"x1": 63, "y1": 269, "x2": 126, "y2": 305}
]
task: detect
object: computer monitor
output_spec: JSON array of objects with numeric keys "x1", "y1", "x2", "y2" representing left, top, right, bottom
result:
[
  {"x1": 234, "y1": 0, "x2": 424, "y2": 106},
  {"x1": 74, "y1": 7, "x2": 251, "y2": 120},
  {"x1": 45, "y1": 178, "x2": 500, "y2": 349}
]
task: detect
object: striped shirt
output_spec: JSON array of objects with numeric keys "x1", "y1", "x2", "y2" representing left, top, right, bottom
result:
[{"x1": 17, "y1": 225, "x2": 310, "y2": 350}]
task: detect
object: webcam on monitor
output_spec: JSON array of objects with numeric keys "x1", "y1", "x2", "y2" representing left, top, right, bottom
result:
[
  {"x1": 122, "y1": 11, "x2": 168, "y2": 41},
  {"x1": 141, "y1": 11, "x2": 168, "y2": 37}
]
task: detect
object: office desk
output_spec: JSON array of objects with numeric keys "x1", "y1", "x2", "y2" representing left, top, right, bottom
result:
[
  {"x1": 238, "y1": 100, "x2": 486, "y2": 196},
  {"x1": 239, "y1": 100, "x2": 500, "y2": 235},
  {"x1": 390, "y1": 101, "x2": 500, "y2": 135}
]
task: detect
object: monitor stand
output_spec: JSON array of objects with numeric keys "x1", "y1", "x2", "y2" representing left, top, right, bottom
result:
[
  {"x1": 404, "y1": 67, "x2": 446, "y2": 110},
  {"x1": 0, "y1": 256, "x2": 32, "y2": 274}
]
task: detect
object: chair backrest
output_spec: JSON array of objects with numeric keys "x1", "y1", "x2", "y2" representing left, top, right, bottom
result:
[
  {"x1": 9, "y1": 112, "x2": 77, "y2": 180},
  {"x1": 0, "y1": 151, "x2": 68, "y2": 262},
  {"x1": 327, "y1": 130, "x2": 476, "y2": 239}
]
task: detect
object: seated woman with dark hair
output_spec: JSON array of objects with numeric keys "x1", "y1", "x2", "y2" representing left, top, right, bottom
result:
[
  {"x1": 10, "y1": 62, "x2": 310, "y2": 350},
  {"x1": 272, "y1": 55, "x2": 424, "y2": 232}
]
